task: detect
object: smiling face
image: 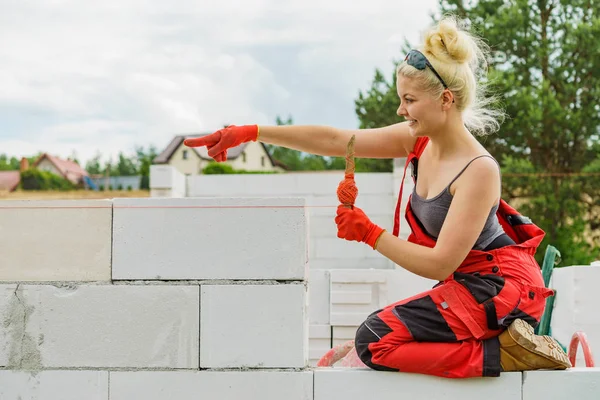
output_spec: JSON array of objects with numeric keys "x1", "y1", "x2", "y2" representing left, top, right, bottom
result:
[{"x1": 396, "y1": 74, "x2": 446, "y2": 137}]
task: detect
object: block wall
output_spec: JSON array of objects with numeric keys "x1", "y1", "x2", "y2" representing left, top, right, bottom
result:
[{"x1": 1, "y1": 197, "x2": 598, "y2": 400}]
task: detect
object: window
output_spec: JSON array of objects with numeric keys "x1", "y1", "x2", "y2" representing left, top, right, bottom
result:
[
  {"x1": 261, "y1": 156, "x2": 265, "y2": 167},
  {"x1": 242, "y1": 152, "x2": 247, "y2": 163},
  {"x1": 182, "y1": 150, "x2": 188, "y2": 160}
]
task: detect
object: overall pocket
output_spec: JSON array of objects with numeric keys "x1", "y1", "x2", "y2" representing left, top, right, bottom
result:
[
  {"x1": 439, "y1": 284, "x2": 487, "y2": 340},
  {"x1": 499, "y1": 283, "x2": 554, "y2": 329}
]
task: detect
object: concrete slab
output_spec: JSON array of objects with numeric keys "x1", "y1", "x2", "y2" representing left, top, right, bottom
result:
[
  {"x1": 314, "y1": 369, "x2": 522, "y2": 400},
  {"x1": 0, "y1": 284, "x2": 199, "y2": 369},
  {"x1": 200, "y1": 284, "x2": 307, "y2": 368},
  {"x1": 523, "y1": 368, "x2": 600, "y2": 400},
  {"x1": 112, "y1": 198, "x2": 307, "y2": 280},
  {"x1": 0, "y1": 200, "x2": 112, "y2": 282},
  {"x1": 308, "y1": 269, "x2": 330, "y2": 325},
  {"x1": 110, "y1": 370, "x2": 313, "y2": 400},
  {"x1": 309, "y1": 324, "x2": 332, "y2": 366},
  {"x1": 0, "y1": 370, "x2": 108, "y2": 400}
]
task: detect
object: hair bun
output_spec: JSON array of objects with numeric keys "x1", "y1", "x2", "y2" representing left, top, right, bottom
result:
[{"x1": 423, "y1": 17, "x2": 476, "y2": 65}]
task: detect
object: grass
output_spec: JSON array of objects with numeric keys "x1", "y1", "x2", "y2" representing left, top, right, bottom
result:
[{"x1": 0, "y1": 189, "x2": 151, "y2": 200}]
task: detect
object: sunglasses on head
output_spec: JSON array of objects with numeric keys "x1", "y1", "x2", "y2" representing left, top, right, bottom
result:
[{"x1": 404, "y1": 50, "x2": 449, "y2": 89}]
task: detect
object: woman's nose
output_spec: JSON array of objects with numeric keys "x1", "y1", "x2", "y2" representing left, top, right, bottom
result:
[{"x1": 397, "y1": 105, "x2": 405, "y2": 117}]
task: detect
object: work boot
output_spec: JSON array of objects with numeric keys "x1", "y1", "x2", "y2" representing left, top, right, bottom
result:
[{"x1": 499, "y1": 318, "x2": 571, "y2": 371}]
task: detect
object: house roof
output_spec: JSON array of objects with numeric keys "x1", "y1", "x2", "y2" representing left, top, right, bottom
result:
[
  {"x1": 33, "y1": 153, "x2": 89, "y2": 182},
  {"x1": 0, "y1": 171, "x2": 20, "y2": 192},
  {"x1": 153, "y1": 134, "x2": 280, "y2": 168}
]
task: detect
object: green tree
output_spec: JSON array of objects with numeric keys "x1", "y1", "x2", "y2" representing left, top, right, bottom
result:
[
  {"x1": 0, "y1": 154, "x2": 20, "y2": 171},
  {"x1": 85, "y1": 152, "x2": 103, "y2": 175},
  {"x1": 436, "y1": 0, "x2": 600, "y2": 264},
  {"x1": 136, "y1": 145, "x2": 159, "y2": 190},
  {"x1": 354, "y1": 67, "x2": 406, "y2": 172},
  {"x1": 115, "y1": 152, "x2": 138, "y2": 176},
  {"x1": 264, "y1": 115, "x2": 331, "y2": 171}
]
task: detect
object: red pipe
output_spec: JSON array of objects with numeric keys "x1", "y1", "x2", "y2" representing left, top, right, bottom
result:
[{"x1": 568, "y1": 331, "x2": 595, "y2": 367}]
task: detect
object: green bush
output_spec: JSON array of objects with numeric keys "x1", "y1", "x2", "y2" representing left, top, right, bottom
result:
[
  {"x1": 140, "y1": 175, "x2": 149, "y2": 190},
  {"x1": 20, "y1": 168, "x2": 75, "y2": 191},
  {"x1": 235, "y1": 169, "x2": 279, "y2": 174},
  {"x1": 203, "y1": 163, "x2": 235, "y2": 174}
]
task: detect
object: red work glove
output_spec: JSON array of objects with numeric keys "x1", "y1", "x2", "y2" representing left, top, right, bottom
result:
[
  {"x1": 183, "y1": 125, "x2": 259, "y2": 162},
  {"x1": 335, "y1": 205, "x2": 386, "y2": 249}
]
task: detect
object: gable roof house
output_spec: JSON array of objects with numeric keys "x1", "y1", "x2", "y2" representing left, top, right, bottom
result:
[
  {"x1": 33, "y1": 153, "x2": 90, "y2": 185},
  {"x1": 0, "y1": 154, "x2": 90, "y2": 192},
  {"x1": 153, "y1": 134, "x2": 287, "y2": 175}
]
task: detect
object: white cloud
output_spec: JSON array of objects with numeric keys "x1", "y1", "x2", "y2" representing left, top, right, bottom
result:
[{"x1": 0, "y1": 0, "x2": 439, "y2": 166}]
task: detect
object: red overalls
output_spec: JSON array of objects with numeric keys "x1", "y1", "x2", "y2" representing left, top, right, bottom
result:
[{"x1": 354, "y1": 137, "x2": 553, "y2": 378}]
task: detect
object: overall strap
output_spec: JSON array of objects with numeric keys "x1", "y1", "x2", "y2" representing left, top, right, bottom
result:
[{"x1": 392, "y1": 137, "x2": 429, "y2": 236}]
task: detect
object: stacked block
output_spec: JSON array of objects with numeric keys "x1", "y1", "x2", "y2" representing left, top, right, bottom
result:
[
  {"x1": 0, "y1": 198, "x2": 310, "y2": 399},
  {"x1": 2, "y1": 197, "x2": 600, "y2": 399},
  {"x1": 185, "y1": 171, "x2": 397, "y2": 270}
]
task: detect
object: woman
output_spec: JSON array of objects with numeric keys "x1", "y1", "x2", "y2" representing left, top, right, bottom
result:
[{"x1": 184, "y1": 16, "x2": 571, "y2": 378}]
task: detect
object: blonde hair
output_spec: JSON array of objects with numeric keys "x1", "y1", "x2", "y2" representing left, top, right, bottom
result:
[{"x1": 397, "y1": 15, "x2": 505, "y2": 136}]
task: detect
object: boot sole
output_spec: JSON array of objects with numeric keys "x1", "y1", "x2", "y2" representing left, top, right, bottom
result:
[{"x1": 508, "y1": 319, "x2": 571, "y2": 369}]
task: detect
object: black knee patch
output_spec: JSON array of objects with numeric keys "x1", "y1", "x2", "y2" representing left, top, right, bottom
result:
[
  {"x1": 354, "y1": 314, "x2": 399, "y2": 372},
  {"x1": 393, "y1": 295, "x2": 457, "y2": 342}
]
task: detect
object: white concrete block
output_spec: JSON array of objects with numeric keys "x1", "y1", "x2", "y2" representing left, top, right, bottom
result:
[
  {"x1": 0, "y1": 200, "x2": 112, "y2": 281},
  {"x1": 384, "y1": 268, "x2": 438, "y2": 304},
  {"x1": 523, "y1": 368, "x2": 600, "y2": 400},
  {"x1": 0, "y1": 370, "x2": 108, "y2": 400},
  {"x1": 330, "y1": 270, "x2": 388, "y2": 284},
  {"x1": 295, "y1": 172, "x2": 392, "y2": 196},
  {"x1": 187, "y1": 172, "x2": 392, "y2": 198},
  {"x1": 305, "y1": 195, "x2": 343, "y2": 217},
  {"x1": 308, "y1": 269, "x2": 330, "y2": 325},
  {"x1": 550, "y1": 265, "x2": 600, "y2": 364},
  {"x1": 309, "y1": 259, "x2": 392, "y2": 270},
  {"x1": 356, "y1": 193, "x2": 396, "y2": 216},
  {"x1": 314, "y1": 238, "x2": 368, "y2": 259},
  {"x1": 0, "y1": 284, "x2": 199, "y2": 369},
  {"x1": 309, "y1": 215, "x2": 338, "y2": 238},
  {"x1": 309, "y1": 324, "x2": 332, "y2": 366},
  {"x1": 188, "y1": 174, "x2": 301, "y2": 197},
  {"x1": 150, "y1": 164, "x2": 175, "y2": 188},
  {"x1": 306, "y1": 194, "x2": 394, "y2": 218},
  {"x1": 313, "y1": 242, "x2": 393, "y2": 266},
  {"x1": 112, "y1": 197, "x2": 307, "y2": 280},
  {"x1": 329, "y1": 270, "x2": 387, "y2": 326},
  {"x1": 200, "y1": 284, "x2": 307, "y2": 368},
  {"x1": 332, "y1": 326, "x2": 358, "y2": 347},
  {"x1": 333, "y1": 326, "x2": 357, "y2": 340},
  {"x1": 110, "y1": 370, "x2": 313, "y2": 400},
  {"x1": 308, "y1": 214, "x2": 393, "y2": 240},
  {"x1": 314, "y1": 369, "x2": 522, "y2": 400}
]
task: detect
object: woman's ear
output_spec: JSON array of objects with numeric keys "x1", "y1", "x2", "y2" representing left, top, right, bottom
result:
[{"x1": 441, "y1": 90, "x2": 455, "y2": 110}]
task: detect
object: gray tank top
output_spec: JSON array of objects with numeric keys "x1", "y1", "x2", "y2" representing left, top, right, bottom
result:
[{"x1": 410, "y1": 155, "x2": 506, "y2": 250}]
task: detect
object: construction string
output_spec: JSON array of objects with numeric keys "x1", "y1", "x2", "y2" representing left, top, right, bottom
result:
[{"x1": 336, "y1": 135, "x2": 358, "y2": 208}]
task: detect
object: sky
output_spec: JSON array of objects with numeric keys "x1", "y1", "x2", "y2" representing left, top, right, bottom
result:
[{"x1": 0, "y1": 0, "x2": 440, "y2": 166}]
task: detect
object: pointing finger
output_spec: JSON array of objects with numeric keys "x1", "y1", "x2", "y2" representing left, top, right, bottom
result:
[{"x1": 184, "y1": 133, "x2": 219, "y2": 148}]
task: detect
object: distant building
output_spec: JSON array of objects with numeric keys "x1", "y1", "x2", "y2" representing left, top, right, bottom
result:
[
  {"x1": 0, "y1": 171, "x2": 20, "y2": 192},
  {"x1": 0, "y1": 154, "x2": 90, "y2": 192},
  {"x1": 153, "y1": 134, "x2": 287, "y2": 175},
  {"x1": 33, "y1": 153, "x2": 90, "y2": 185}
]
